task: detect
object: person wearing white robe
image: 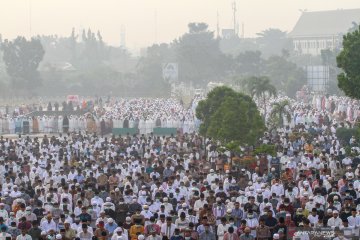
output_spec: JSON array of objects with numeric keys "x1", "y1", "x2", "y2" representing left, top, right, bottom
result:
[
  {"x1": 58, "y1": 116, "x2": 63, "y2": 133},
  {"x1": 69, "y1": 116, "x2": 74, "y2": 132},
  {"x1": 139, "y1": 119, "x2": 146, "y2": 135},
  {"x1": 9, "y1": 118, "x2": 15, "y2": 134},
  {"x1": 145, "y1": 119, "x2": 153, "y2": 135}
]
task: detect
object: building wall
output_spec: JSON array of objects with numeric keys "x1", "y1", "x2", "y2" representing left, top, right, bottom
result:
[{"x1": 292, "y1": 36, "x2": 341, "y2": 55}]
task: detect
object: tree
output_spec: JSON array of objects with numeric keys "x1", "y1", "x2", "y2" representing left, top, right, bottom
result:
[
  {"x1": 2, "y1": 36, "x2": 45, "y2": 93},
  {"x1": 256, "y1": 28, "x2": 291, "y2": 57},
  {"x1": 337, "y1": 25, "x2": 360, "y2": 99},
  {"x1": 77, "y1": 29, "x2": 109, "y2": 70},
  {"x1": 243, "y1": 76, "x2": 277, "y2": 119},
  {"x1": 196, "y1": 86, "x2": 265, "y2": 146},
  {"x1": 69, "y1": 28, "x2": 78, "y2": 66},
  {"x1": 265, "y1": 54, "x2": 306, "y2": 97},
  {"x1": 136, "y1": 43, "x2": 173, "y2": 96},
  {"x1": 174, "y1": 22, "x2": 228, "y2": 86},
  {"x1": 233, "y1": 51, "x2": 264, "y2": 76},
  {"x1": 269, "y1": 100, "x2": 292, "y2": 128},
  {"x1": 349, "y1": 22, "x2": 359, "y2": 33}
]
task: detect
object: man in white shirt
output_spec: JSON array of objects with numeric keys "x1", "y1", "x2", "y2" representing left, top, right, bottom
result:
[
  {"x1": 141, "y1": 205, "x2": 153, "y2": 225},
  {"x1": 193, "y1": 194, "x2": 207, "y2": 216},
  {"x1": 307, "y1": 208, "x2": 319, "y2": 227},
  {"x1": 206, "y1": 169, "x2": 218, "y2": 184},
  {"x1": 313, "y1": 192, "x2": 325, "y2": 207},
  {"x1": 305, "y1": 197, "x2": 316, "y2": 212},
  {"x1": 0, "y1": 203, "x2": 8, "y2": 221},
  {"x1": 327, "y1": 210, "x2": 343, "y2": 229},
  {"x1": 10, "y1": 186, "x2": 22, "y2": 198},
  {"x1": 16, "y1": 228, "x2": 32, "y2": 240},
  {"x1": 342, "y1": 156, "x2": 352, "y2": 167},
  {"x1": 271, "y1": 180, "x2": 284, "y2": 196},
  {"x1": 40, "y1": 214, "x2": 57, "y2": 233},
  {"x1": 160, "y1": 217, "x2": 176, "y2": 239},
  {"x1": 347, "y1": 208, "x2": 360, "y2": 237},
  {"x1": 111, "y1": 227, "x2": 129, "y2": 240},
  {"x1": 162, "y1": 198, "x2": 173, "y2": 213},
  {"x1": 77, "y1": 224, "x2": 94, "y2": 240}
]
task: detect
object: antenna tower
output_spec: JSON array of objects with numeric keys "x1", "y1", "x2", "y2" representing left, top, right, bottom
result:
[
  {"x1": 232, "y1": 1, "x2": 237, "y2": 36},
  {"x1": 216, "y1": 11, "x2": 220, "y2": 38},
  {"x1": 120, "y1": 25, "x2": 126, "y2": 48}
]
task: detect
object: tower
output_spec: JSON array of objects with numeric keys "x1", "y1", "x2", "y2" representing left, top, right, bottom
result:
[
  {"x1": 232, "y1": 1, "x2": 237, "y2": 36},
  {"x1": 120, "y1": 25, "x2": 126, "y2": 48},
  {"x1": 154, "y1": 9, "x2": 158, "y2": 44},
  {"x1": 216, "y1": 11, "x2": 220, "y2": 38},
  {"x1": 29, "y1": 0, "x2": 32, "y2": 38},
  {"x1": 241, "y1": 22, "x2": 244, "y2": 38}
]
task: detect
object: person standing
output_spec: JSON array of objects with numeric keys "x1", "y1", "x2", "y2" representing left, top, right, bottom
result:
[
  {"x1": 255, "y1": 219, "x2": 271, "y2": 240},
  {"x1": 161, "y1": 217, "x2": 176, "y2": 240},
  {"x1": 223, "y1": 227, "x2": 239, "y2": 240},
  {"x1": 63, "y1": 116, "x2": 69, "y2": 133},
  {"x1": 239, "y1": 228, "x2": 254, "y2": 240},
  {"x1": 16, "y1": 228, "x2": 32, "y2": 240},
  {"x1": 198, "y1": 225, "x2": 215, "y2": 240}
]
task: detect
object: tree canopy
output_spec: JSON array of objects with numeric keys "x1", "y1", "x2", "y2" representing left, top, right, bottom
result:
[
  {"x1": 256, "y1": 28, "x2": 290, "y2": 58},
  {"x1": 196, "y1": 86, "x2": 265, "y2": 145},
  {"x1": 2, "y1": 36, "x2": 44, "y2": 93},
  {"x1": 269, "y1": 100, "x2": 292, "y2": 128},
  {"x1": 337, "y1": 25, "x2": 360, "y2": 99},
  {"x1": 174, "y1": 22, "x2": 228, "y2": 86},
  {"x1": 231, "y1": 51, "x2": 306, "y2": 97},
  {"x1": 242, "y1": 76, "x2": 277, "y2": 119}
]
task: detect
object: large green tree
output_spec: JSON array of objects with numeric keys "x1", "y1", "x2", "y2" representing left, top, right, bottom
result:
[
  {"x1": 2, "y1": 36, "x2": 45, "y2": 93},
  {"x1": 196, "y1": 86, "x2": 265, "y2": 145},
  {"x1": 337, "y1": 25, "x2": 360, "y2": 99}
]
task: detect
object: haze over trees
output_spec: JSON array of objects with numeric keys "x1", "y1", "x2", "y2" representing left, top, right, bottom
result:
[
  {"x1": 0, "y1": 22, "x2": 347, "y2": 98},
  {"x1": 2, "y1": 37, "x2": 44, "y2": 95}
]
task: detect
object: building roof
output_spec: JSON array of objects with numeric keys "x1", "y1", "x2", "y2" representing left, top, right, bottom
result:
[{"x1": 288, "y1": 8, "x2": 360, "y2": 38}]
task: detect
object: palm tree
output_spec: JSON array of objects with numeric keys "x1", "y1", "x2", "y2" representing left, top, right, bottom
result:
[
  {"x1": 270, "y1": 100, "x2": 292, "y2": 128},
  {"x1": 244, "y1": 76, "x2": 277, "y2": 119},
  {"x1": 349, "y1": 21, "x2": 359, "y2": 33}
]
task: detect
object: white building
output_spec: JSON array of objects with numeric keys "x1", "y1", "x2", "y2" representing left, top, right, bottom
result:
[{"x1": 288, "y1": 9, "x2": 360, "y2": 56}]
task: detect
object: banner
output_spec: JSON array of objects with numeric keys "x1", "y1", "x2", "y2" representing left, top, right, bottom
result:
[{"x1": 162, "y1": 63, "x2": 178, "y2": 83}]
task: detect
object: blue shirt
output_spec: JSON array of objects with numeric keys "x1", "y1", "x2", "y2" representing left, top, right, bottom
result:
[
  {"x1": 105, "y1": 223, "x2": 118, "y2": 234},
  {"x1": 75, "y1": 175, "x2": 85, "y2": 183}
]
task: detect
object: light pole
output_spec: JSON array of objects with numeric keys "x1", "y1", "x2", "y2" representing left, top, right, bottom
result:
[{"x1": 29, "y1": 0, "x2": 32, "y2": 38}]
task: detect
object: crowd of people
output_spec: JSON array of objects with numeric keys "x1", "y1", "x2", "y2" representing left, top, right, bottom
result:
[
  {"x1": 0, "y1": 98, "x2": 201, "y2": 135},
  {"x1": 0, "y1": 93, "x2": 359, "y2": 240}
]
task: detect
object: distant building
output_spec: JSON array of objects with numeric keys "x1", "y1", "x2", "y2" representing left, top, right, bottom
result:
[
  {"x1": 221, "y1": 29, "x2": 236, "y2": 39},
  {"x1": 288, "y1": 9, "x2": 360, "y2": 55}
]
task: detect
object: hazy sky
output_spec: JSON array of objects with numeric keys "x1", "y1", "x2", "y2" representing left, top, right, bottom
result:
[{"x1": 1, "y1": 0, "x2": 360, "y2": 51}]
